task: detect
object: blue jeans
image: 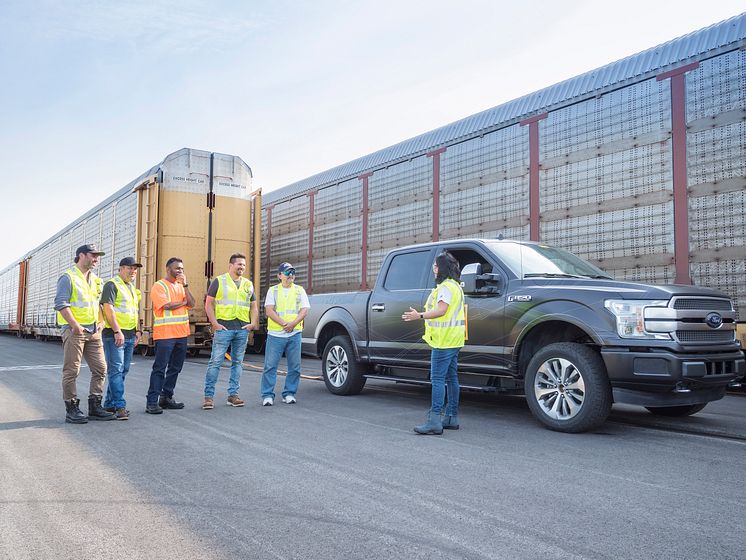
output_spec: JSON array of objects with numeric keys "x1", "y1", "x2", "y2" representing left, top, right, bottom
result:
[
  {"x1": 204, "y1": 329, "x2": 248, "y2": 397},
  {"x1": 261, "y1": 333, "x2": 301, "y2": 399},
  {"x1": 430, "y1": 347, "x2": 460, "y2": 415},
  {"x1": 102, "y1": 336, "x2": 136, "y2": 410},
  {"x1": 147, "y1": 337, "x2": 187, "y2": 405}
]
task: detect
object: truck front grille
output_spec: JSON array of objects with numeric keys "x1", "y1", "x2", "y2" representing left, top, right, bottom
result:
[
  {"x1": 672, "y1": 298, "x2": 733, "y2": 311},
  {"x1": 675, "y1": 330, "x2": 736, "y2": 343}
]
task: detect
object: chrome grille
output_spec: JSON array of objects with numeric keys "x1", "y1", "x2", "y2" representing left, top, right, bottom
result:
[
  {"x1": 672, "y1": 298, "x2": 732, "y2": 311},
  {"x1": 675, "y1": 330, "x2": 736, "y2": 343}
]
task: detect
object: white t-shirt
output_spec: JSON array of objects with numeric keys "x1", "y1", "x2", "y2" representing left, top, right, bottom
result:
[
  {"x1": 265, "y1": 284, "x2": 310, "y2": 338},
  {"x1": 436, "y1": 285, "x2": 452, "y2": 305}
]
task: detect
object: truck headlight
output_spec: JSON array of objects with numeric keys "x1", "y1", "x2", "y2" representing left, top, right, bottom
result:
[{"x1": 604, "y1": 299, "x2": 670, "y2": 339}]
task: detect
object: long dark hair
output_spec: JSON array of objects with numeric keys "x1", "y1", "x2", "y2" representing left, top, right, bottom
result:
[{"x1": 435, "y1": 251, "x2": 460, "y2": 284}]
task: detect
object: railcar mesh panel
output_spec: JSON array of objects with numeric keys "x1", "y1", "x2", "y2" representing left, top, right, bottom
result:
[
  {"x1": 687, "y1": 50, "x2": 746, "y2": 319},
  {"x1": 440, "y1": 126, "x2": 529, "y2": 239}
]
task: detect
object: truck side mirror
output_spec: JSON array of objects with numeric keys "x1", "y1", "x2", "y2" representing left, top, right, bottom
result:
[
  {"x1": 461, "y1": 262, "x2": 501, "y2": 295},
  {"x1": 461, "y1": 263, "x2": 482, "y2": 294}
]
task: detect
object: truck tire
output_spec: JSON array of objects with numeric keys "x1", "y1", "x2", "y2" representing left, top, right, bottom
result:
[
  {"x1": 524, "y1": 342, "x2": 612, "y2": 433},
  {"x1": 322, "y1": 335, "x2": 366, "y2": 395},
  {"x1": 644, "y1": 403, "x2": 707, "y2": 417}
]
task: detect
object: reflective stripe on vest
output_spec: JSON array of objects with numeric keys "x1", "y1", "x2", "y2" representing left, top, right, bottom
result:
[
  {"x1": 267, "y1": 284, "x2": 303, "y2": 332},
  {"x1": 214, "y1": 274, "x2": 253, "y2": 323},
  {"x1": 57, "y1": 267, "x2": 102, "y2": 326},
  {"x1": 152, "y1": 280, "x2": 189, "y2": 328},
  {"x1": 422, "y1": 278, "x2": 465, "y2": 349},
  {"x1": 104, "y1": 276, "x2": 140, "y2": 330}
]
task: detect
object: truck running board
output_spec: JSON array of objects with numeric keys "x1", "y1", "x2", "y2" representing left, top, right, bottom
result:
[{"x1": 363, "y1": 374, "x2": 495, "y2": 391}]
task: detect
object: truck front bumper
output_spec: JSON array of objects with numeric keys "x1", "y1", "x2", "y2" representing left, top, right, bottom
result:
[{"x1": 601, "y1": 348, "x2": 745, "y2": 406}]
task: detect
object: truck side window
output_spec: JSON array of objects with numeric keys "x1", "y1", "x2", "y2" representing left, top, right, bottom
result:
[
  {"x1": 384, "y1": 251, "x2": 431, "y2": 290},
  {"x1": 427, "y1": 248, "x2": 494, "y2": 287}
]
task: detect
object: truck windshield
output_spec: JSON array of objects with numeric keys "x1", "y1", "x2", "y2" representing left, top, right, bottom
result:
[{"x1": 485, "y1": 242, "x2": 612, "y2": 279}]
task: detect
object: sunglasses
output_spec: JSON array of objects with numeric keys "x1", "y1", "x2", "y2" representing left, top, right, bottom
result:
[{"x1": 281, "y1": 270, "x2": 296, "y2": 276}]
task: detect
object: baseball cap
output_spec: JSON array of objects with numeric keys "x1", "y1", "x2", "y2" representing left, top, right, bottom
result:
[
  {"x1": 278, "y1": 262, "x2": 296, "y2": 275},
  {"x1": 119, "y1": 257, "x2": 143, "y2": 268},
  {"x1": 75, "y1": 244, "x2": 105, "y2": 257}
]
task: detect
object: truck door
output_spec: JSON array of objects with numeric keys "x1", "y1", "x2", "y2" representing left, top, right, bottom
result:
[
  {"x1": 439, "y1": 247, "x2": 512, "y2": 373},
  {"x1": 368, "y1": 249, "x2": 433, "y2": 364}
]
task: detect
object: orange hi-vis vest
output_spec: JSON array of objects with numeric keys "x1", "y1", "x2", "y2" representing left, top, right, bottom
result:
[{"x1": 151, "y1": 279, "x2": 190, "y2": 340}]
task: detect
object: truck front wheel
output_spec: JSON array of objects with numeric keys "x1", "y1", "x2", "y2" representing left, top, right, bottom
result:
[
  {"x1": 645, "y1": 403, "x2": 707, "y2": 417},
  {"x1": 322, "y1": 335, "x2": 366, "y2": 395},
  {"x1": 524, "y1": 342, "x2": 612, "y2": 433}
]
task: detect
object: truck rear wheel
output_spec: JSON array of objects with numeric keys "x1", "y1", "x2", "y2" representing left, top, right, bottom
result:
[
  {"x1": 524, "y1": 342, "x2": 611, "y2": 433},
  {"x1": 322, "y1": 335, "x2": 366, "y2": 395},
  {"x1": 645, "y1": 403, "x2": 707, "y2": 417}
]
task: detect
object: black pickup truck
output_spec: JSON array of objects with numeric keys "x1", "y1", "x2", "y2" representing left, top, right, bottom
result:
[{"x1": 301, "y1": 239, "x2": 745, "y2": 432}]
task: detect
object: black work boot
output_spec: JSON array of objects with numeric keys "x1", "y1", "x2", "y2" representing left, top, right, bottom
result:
[
  {"x1": 88, "y1": 396, "x2": 116, "y2": 420},
  {"x1": 65, "y1": 399, "x2": 88, "y2": 424},
  {"x1": 159, "y1": 396, "x2": 185, "y2": 410}
]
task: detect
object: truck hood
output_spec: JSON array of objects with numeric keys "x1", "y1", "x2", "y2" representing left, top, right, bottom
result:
[{"x1": 522, "y1": 278, "x2": 731, "y2": 301}]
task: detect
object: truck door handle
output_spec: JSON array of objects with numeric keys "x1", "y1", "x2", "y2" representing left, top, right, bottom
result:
[{"x1": 371, "y1": 303, "x2": 385, "y2": 312}]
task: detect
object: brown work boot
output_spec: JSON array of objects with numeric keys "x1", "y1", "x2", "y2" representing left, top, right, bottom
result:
[
  {"x1": 202, "y1": 397, "x2": 214, "y2": 410},
  {"x1": 226, "y1": 394, "x2": 245, "y2": 407},
  {"x1": 114, "y1": 408, "x2": 129, "y2": 421}
]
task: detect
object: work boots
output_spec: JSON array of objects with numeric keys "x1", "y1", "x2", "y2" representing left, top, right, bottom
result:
[
  {"x1": 65, "y1": 399, "x2": 88, "y2": 424},
  {"x1": 88, "y1": 396, "x2": 116, "y2": 420},
  {"x1": 442, "y1": 414, "x2": 460, "y2": 430},
  {"x1": 413, "y1": 411, "x2": 444, "y2": 435}
]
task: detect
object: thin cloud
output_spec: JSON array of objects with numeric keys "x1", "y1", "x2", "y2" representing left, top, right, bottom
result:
[{"x1": 15, "y1": 0, "x2": 264, "y2": 53}]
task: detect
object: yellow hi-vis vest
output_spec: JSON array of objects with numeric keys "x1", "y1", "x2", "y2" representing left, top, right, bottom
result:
[
  {"x1": 104, "y1": 276, "x2": 141, "y2": 331},
  {"x1": 214, "y1": 274, "x2": 254, "y2": 323},
  {"x1": 423, "y1": 278, "x2": 465, "y2": 349},
  {"x1": 57, "y1": 267, "x2": 103, "y2": 326},
  {"x1": 152, "y1": 279, "x2": 190, "y2": 334},
  {"x1": 267, "y1": 284, "x2": 304, "y2": 332}
]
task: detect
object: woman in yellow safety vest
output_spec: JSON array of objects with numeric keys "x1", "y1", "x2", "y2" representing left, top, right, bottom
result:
[{"x1": 402, "y1": 251, "x2": 465, "y2": 435}]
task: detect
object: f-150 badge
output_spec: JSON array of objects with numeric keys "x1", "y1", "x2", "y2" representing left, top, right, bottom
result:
[{"x1": 508, "y1": 295, "x2": 532, "y2": 302}]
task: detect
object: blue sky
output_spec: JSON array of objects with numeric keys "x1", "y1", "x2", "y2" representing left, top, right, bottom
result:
[{"x1": 0, "y1": 1, "x2": 744, "y2": 266}]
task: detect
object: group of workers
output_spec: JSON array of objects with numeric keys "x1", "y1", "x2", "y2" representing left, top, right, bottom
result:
[
  {"x1": 54, "y1": 243, "x2": 466, "y2": 435},
  {"x1": 54, "y1": 244, "x2": 308, "y2": 424}
]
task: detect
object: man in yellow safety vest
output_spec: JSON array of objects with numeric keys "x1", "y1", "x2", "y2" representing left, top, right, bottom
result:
[
  {"x1": 100, "y1": 257, "x2": 143, "y2": 420},
  {"x1": 260, "y1": 262, "x2": 310, "y2": 406},
  {"x1": 54, "y1": 243, "x2": 115, "y2": 423},
  {"x1": 202, "y1": 253, "x2": 258, "y2": 409}
]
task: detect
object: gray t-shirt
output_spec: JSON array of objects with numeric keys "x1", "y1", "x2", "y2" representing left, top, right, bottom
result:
[{"x1": 207, "y1": 277, "x2": 256, "y2": 330}]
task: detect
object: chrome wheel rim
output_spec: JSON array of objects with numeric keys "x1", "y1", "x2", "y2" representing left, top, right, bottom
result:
[
  {"x1": 326, "y1": 345, "x2": 349, "y2": 388},
  {"x1": 534, "y1": 357, "x2": 585, "y2": 421}
]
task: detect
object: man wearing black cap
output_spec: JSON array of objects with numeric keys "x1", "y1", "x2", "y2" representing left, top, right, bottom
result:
[
  {"x1": 100, "y1": 257, "x2": 143, "y2": 420},
  {"x1": 54, "y1": 244, "x2": 115, "y2": 423},
  {"x1": 260, "y1": 262, "x2": 310, "y2": 406}
]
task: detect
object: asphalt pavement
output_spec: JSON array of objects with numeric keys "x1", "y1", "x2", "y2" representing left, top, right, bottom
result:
[{"x1": 0, "y1": 334, "x2": 744, "y2": 560}]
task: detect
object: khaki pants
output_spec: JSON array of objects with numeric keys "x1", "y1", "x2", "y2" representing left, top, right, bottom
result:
[{"x1": 61, "y1": 329, "x2": 107, "y2": 401}]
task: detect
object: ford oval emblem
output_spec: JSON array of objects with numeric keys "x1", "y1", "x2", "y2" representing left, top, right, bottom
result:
[{"x1": 705, "y1": 312, "x2": 723, "y2": 329}]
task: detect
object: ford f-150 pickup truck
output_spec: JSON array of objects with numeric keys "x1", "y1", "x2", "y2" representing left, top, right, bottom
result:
[{"x1": 300, "y1": 239, "x2": 745, "y2": 432}]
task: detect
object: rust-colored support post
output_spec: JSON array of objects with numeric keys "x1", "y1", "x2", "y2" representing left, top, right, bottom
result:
[
  {"x1": 359, "y1": 172, "x2": 373, "y2": 291},
  {"x1": 265, "y1": 205, "x2": 274, "y2": 287},
  {"x1": 520, "y1": 113, "x2": 548, "y2": 241},
  {"x1": 427, "y1": 148, "x2": 446, "y2": 242},
  {"x1": 252, "y1": 190, "x2": 262, "y2": 301},
  {"x1": 657, "y1": 62, "x2": 699, "y2": 285},
  {"x1": 16, "y1": 259, "x2": 28, "y2": 329},
  {"x1": 307, "y1": 191, "x2": 316, "y2": 294}
]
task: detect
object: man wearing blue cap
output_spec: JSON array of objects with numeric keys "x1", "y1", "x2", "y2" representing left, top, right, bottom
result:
[{"x1": 260, "y1": 262, "x2": 310, "y2": 406}]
